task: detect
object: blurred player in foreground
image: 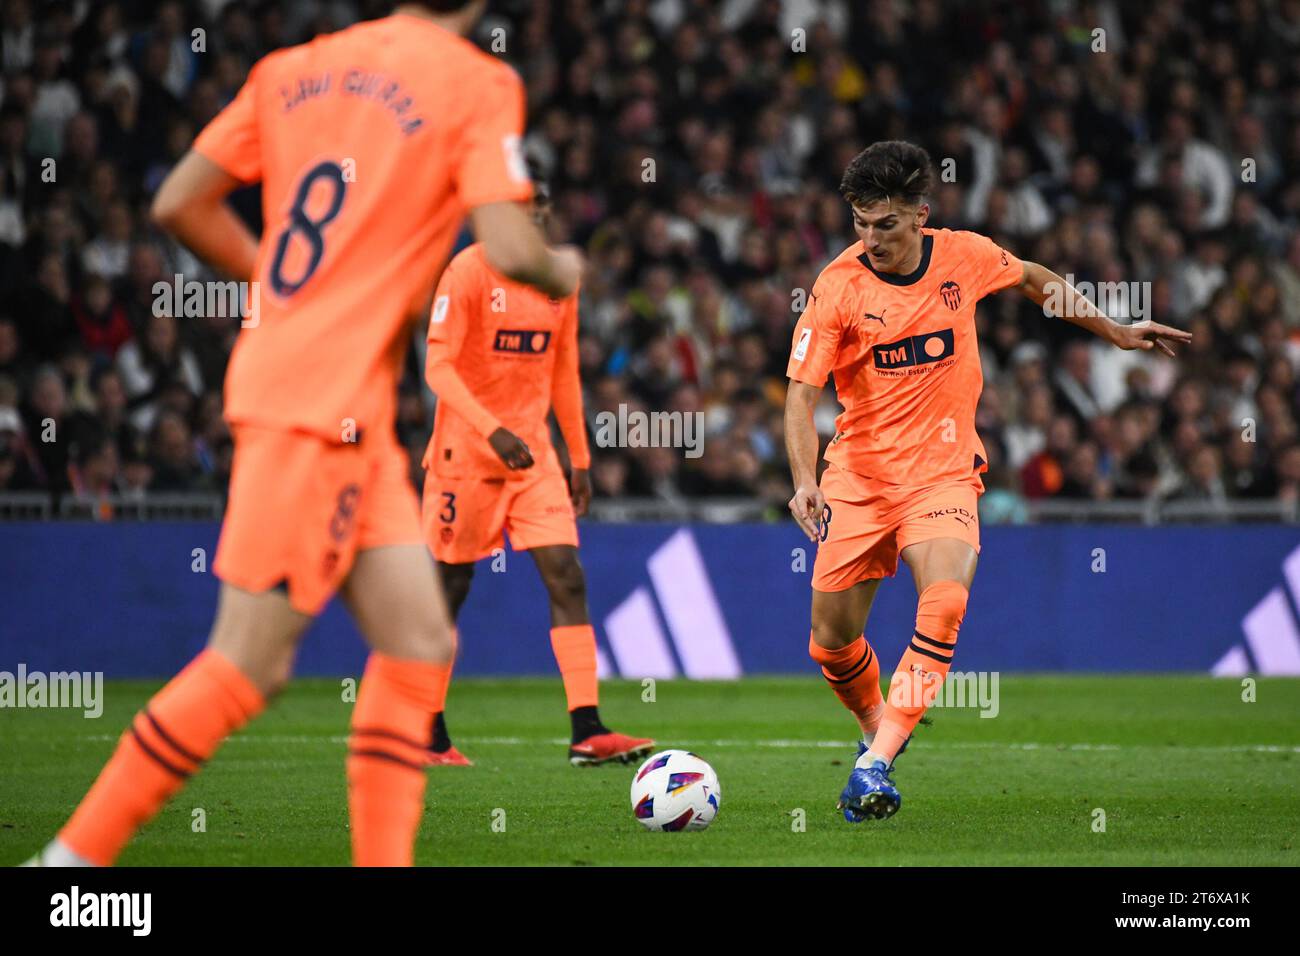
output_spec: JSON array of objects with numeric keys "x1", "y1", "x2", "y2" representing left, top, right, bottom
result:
[
  {"x1": 420, "y1": 165, "x2": 653, "y2": 767},
  {"x1": 785, "y1": 141, "x2": 1190, "y2": 822},
  {"x1": 27, "y1": 0, "x2": 581, "y2": 867}
]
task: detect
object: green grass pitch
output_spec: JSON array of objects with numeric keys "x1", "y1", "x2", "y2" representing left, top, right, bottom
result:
[{"x1": 2, "y1": 676, "x2": 1297, "y2": 866}]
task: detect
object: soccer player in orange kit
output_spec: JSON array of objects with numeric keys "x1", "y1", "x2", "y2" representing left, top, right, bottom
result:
[
  {"x1": 785, "y1": 141, "x2": 1191, "y2": 822},
  {"x1": 26, "y1": 1, "x2": 582, "y2": 867},
  {"x1": 420, "y1": 167, "x2": 653, "y2": 767}
]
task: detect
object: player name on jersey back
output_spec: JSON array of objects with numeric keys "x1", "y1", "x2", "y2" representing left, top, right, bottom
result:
[
  {"x1": 192, "y1": 14, "x2": 533, "y2": 442},
  {"x1": 278, "y1": 69, "x2": 424, "y2": 135}
]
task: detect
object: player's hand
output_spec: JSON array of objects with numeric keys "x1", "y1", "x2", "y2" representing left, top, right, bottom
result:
[
  {"x1": 1109, "y1": 320, "x2": 1192, "y2": 357},
  {"x1": 569, "y1": 468, "x2": 592, "y2": 517},
  {"x1": 789, "y1": 483, "x2": 826, "y2": 542},
  {"x1": 489, "y1": 427, "x2": 534, "y2": 470},
  {"x1": 547, "y1": 245, "x2": 584, "y2": 298}
]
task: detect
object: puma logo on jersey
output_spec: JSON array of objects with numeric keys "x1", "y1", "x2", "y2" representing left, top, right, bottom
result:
[{"x1": 864, "y1": 309, "x2": 886, "y2": 326}]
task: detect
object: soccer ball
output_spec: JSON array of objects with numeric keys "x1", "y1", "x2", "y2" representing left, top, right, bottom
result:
[{"x1": 630, "y1": 750, "x2": 721, "y2": 831}]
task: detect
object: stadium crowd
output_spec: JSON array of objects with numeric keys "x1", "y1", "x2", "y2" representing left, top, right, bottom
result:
[{"x1": 2, "y1": 0, "x2": 1300, "y2": 522}]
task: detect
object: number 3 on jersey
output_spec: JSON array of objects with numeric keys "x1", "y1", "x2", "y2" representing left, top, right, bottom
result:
[{"x1": 268, "y1": 160, "x2": 348, "y2": 296}]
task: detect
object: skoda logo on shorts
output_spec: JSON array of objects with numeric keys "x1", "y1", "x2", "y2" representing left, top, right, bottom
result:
[
  {"x1": 923, "y1": 506, "x2": 976, "y2": 528},
  {"x1": 871, "y1": 329, "x2": 955, "y2": 370}
]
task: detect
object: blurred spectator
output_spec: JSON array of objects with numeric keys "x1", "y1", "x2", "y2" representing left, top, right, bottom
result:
[
  {"x1": 71, "y1": 272, "x2": 131, "y2": 358},
  {"x1": 115, "y1": 310, "x2": 202, "y2": 432},
  {"x1": 146, "y1": 408, "x2": 203, "y2": 492},
  {"x1": 0, "y1": 0, "x2": 1295, "y2": 522}
]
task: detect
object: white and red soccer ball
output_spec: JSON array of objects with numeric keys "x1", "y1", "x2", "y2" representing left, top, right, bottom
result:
[{"x1": 630, "y1": 750, "x2": 721, "y2": 831}]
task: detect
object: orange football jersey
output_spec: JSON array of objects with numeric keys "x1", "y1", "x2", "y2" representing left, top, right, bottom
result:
[
  {"x1": 423, "y1": 243, "x2": 588, "y2": 480},
  {"x1": 787, "y1": 227, "x2": 1024, "y2": 485},
  {"x1": 192, "y1": 14, "x2": 533, "y2": 441}
]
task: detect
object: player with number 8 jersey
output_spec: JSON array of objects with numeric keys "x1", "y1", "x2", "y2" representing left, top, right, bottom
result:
[
  {"x1": 34, "y1": 2, "x2": 583, "y2": 870},
  {"x1": 195, "y1": 11, "x2": 540, "y2": 612}
]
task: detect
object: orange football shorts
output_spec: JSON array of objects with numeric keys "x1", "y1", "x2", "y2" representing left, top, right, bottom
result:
[
  {"x1": 811, "y1": 462, "x2": 983, "y2": 592},
  {"x1": 214, "y1": 424, "x2": 423, "y2": 615},
  {"x1": 423, "y1": 464, "x2": 578, "y2": 564}
]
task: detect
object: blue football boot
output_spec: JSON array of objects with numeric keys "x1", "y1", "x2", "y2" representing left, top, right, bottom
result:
[
  {"x1": 838, "y1": 756, "x2": 900, "y2": 822},
  {"x1": 837, "y1": 735, "x2": 911, "y2": 822}
]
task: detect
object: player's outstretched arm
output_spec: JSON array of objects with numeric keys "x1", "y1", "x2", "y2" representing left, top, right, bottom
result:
[
  {"x1": 1016, "y1": 260, "x2": 1192, "y2": 357},
  {"x1": 150, "y1": 150, "x2": 259, "y2": 282},
  {"x1": 785, "y1": 380, "x2": 826, "y2": 542},
  {"x1": 469, "y1": 201, "x2": 583, "y2": 300}
]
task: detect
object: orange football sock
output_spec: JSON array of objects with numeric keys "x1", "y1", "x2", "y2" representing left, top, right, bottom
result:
[
  {"x1": 809, "y1": 633, "x2": 884, "y2": 737},
  {"x1": 59, "y1": 648, "x2": 265, "y2": 866},
  {"x1": 873, "y1": 580, "x2": 968, "y2": 763},
  {"x1": 550, "y1": 624, "x2": 599, "y2": 710},
  {"x1": 347, "y1": 652, "x2": 445, "y2": 866}
]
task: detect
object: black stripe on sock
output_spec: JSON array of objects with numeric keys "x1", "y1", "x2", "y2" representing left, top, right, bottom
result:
[
  {"x1": 143, "y1": 709, "x2": 203, "y2": 765},
  {"x1": 822, "y1": 644, "x2": 873, "y2": 684},
  {"x1": 912, "y1": 629, "x2": 956, "y2": 652},
  {"x1": 128, "y1": 727, "x2": 191, "y2": 779},
  {"x1": 347, "y1": 748, "x2": 426, "y2": 773},
  {"x1": 908, "y1": 641, "x2": 954, "y2": 664},
  {"x1": 351, "y1": 726, "x2": 429, "y2": 752}
]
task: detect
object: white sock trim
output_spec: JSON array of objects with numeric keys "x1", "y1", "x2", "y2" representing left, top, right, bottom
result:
[{"x1": 40, "y1": 838, "x2": 97, "y2": 867}]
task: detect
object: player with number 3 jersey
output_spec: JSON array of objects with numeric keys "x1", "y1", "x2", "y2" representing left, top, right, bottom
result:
[{"x1": 417, "y1": 168, "x2": 653, "y2": 768}]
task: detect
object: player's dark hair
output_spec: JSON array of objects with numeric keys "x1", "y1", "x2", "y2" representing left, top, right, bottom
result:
[{"x1": 839, "y1": 141, "x2": 934, "y2": 209}]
